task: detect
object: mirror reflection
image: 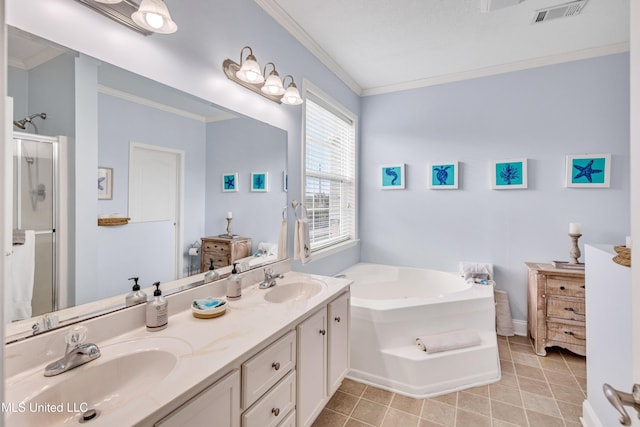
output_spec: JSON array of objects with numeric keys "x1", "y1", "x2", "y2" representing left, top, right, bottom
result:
[{"x1": 6, "y1": 27, "x2": 288, "y2": 340}]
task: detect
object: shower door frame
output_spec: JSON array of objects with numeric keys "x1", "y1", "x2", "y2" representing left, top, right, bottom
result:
[{"x1": 13, "y1": 131, "x2": 68, "y2": 314}]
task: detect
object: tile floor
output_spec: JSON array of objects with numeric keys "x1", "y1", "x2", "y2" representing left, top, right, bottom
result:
[{"x1": 312, "y1": 335, "x2": 587, "y2": 427}]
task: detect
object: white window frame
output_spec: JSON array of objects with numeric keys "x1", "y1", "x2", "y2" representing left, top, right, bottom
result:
[{"x1": 301, "y1": 80, "x2": 359, "y2": 256}]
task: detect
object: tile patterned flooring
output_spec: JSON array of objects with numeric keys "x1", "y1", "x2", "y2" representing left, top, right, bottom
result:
[{"x1": 312, "y1": 335, "x2": 587, "y2": 427}]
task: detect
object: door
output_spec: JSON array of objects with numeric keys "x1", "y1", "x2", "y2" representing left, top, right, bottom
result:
[
  {"x1": 328, "y1": 292, "x2": 350, "y2": 395},
  {"x1": 129, "y1": 142, "x2": 184, "y2": 279},
  {"x1": 297, "y1": 307, "x2": 327, "y2": 427}
]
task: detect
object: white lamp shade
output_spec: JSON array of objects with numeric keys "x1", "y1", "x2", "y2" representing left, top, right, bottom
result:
[
  {"x1": 93, "y1": 0, "x2": 123, "y2": 3},
  {"x1": 281, "y1": 84, "x2": 303, "y2": 105},
  {"x1": 261, "y1": 73, "x2": 286, "y2": 96},
  {"x1": 236, "y1": 57, "x2": 264, "y2": 84},
  {"x1": 132, "y1": 0, "x2": 178, "y2": 34}
]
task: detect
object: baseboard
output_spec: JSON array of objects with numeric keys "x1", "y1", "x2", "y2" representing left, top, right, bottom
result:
[
  {"x1": 581, "y1": 399, "x2": 603, "y2": 427},
  {"x1": 512, "y1": 319, "x2": 527, "y2": 336}
]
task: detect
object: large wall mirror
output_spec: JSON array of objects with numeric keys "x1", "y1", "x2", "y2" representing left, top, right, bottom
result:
[{"x1": 6, "y1": 27, "x2": 288, "y2": 341}]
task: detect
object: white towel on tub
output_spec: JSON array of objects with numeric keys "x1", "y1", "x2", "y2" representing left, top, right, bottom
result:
[
  {"x1": 416, "y1": 329, "x2": 481, "y2": 354},
  {"x1": 458, "y1": 261, "x2": 494, "y2": 281}
]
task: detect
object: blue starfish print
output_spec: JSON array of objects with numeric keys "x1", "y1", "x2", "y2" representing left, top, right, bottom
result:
[
  {"x1": 573, "y1": 159, "x2": 603, "y2": 183},
  {"x1": 224, "y1": 175, "x2": 235, "y2": 189}
]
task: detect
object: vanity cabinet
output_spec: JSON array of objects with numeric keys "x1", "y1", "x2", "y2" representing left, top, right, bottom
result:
[
  {"x1": 526, "y1": 262, "x2": 586, "y2": 356},
  {"x1": 297, "y1": 291, "x2": 350, "y2": 427},
  {"x1": 200, "y1": 236, "x2": 252, "y2": 271},
  {"x1": 155, "y1": 370, "x2": 240, "y2": 427}
]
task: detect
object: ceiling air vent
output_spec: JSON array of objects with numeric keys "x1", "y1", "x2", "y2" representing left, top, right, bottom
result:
[
  {"x1": 74, "y1": 0, "x2": 152, "y2": 36},
  {"x1": 532, "y1": 0, "x2": 587, "y2": 24}
]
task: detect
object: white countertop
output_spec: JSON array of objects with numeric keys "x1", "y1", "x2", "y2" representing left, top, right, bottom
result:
[{"x1": 5, "y1": 270, "x2": 352, "y2": 426}]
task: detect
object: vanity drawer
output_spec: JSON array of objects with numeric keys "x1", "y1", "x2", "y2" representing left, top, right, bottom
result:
[
  {"x1": 547, "y1": 321, "x2": 586, "y2": 345},
  {"x1": 547, "y1": 298, "x2": 585, "y2": 322},
  {"x1": 546, "y1": 277, "x2": 585, "y2": 298},
  {"x1": 242, "y1": 330, "x2": 296, "y2": 409},
  {"x1": 242, "y1": 370, "x2": 296, "y2": 427}
]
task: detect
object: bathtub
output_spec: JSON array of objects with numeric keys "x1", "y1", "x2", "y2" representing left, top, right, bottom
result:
[{"x1": 341, "y1": 263, "x2": 500, "y2": 397}]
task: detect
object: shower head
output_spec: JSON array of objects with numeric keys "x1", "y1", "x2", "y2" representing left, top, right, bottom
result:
[{"x1": 13, "y1": 113, "x2": 47, "y2": 133}]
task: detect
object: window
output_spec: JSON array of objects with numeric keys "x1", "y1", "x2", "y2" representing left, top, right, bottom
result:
[{"x1": 303, "y1": 86, "x2": 357, "y2": 253}]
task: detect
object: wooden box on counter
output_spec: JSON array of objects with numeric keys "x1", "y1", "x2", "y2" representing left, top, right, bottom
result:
[
  {"x1": 200, "y1": 236, "x2": 252, "y2": 271},
  {"x1": 525, "y1": 262, "x2": 586, "y2": 356}
]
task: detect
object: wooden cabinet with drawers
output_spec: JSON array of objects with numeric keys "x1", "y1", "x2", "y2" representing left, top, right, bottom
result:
[
  {"x1": 526, "y1": 262, "x2": 586, "y2": 356},
  {"x1": 200, "y1": 236, "x2": 252, "y2": 271}
]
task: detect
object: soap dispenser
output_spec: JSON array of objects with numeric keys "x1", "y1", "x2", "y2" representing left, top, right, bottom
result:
[
  {"x1": 146, "y1": 282, "x2": 168, "y2": 332},
  {"x1": 226, "y1": 263, "x2": 242, "y2": 301},
  {"x1": 204, "y1": 258, "x2": 219, "y2": 283},
  {"x1": 125, "y1": 277, "x2": 147, "y2": 306}
]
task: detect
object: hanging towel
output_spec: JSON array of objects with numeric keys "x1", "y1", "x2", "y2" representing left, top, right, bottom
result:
[
  {"x1": 416, "y1": 329, "x2": 481, "y2": 354},
  {"x1": 277, "y1": 218, "x2": 287, "y2": 260},
  {"x1": 458, "y1": 261, "x2": 494, "y2": 281},
  {"x1": 12, "y1": 229, "x2": 26, "y2": 245},
  {"x1": 495, "y1": 289, "x2": 515, "y2": 336},
  {"x1": 8, "y1": 230, "x2": 36, "y2": 321},
  {"x1": 294, "y1": 206, "x2": 311, "y2": 265}
]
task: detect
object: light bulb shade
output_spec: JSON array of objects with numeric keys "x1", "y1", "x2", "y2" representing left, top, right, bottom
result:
[
  {"x1": 93, "y1": 0, "x2": 123, "y2": 3},
  {"x1": 236, "y1": 55, "x2": 264, "y2": 84},
  {"x1": 281, "y1": 82, "x2": 303, "y2": 105},
  {"x1": 132, "y1": 0, "x2": 178, "y2": 34},
  {"x1": 261, "y1": 72, "x2": 286, "y2": 96}
]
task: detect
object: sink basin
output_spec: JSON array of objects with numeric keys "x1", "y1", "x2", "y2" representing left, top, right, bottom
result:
[
  {"x1": 6, "y1": 336, "x2": 192, "y2": 426},
  {"x1": 264, "y1": 280, "x2": 324, "y2": 303}
]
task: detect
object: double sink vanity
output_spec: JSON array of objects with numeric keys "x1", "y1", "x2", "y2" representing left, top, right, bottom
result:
[{"x1": 5, "y1": 261, "x2": 352, "y2": 427}]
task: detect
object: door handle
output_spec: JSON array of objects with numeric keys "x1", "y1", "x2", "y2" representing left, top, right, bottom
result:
[{"x1": 603, "y1": 383, "x2": 640, "y2": 426}]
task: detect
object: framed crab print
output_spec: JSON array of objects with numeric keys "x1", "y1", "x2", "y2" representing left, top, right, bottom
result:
[
  {"x1": 491, "y1": 158, "x2": 528, "y2": 190},
  {"x1": 380, "y1": 164, "x2": 405, "y2": 190},
  {"x1": 429, "y1": 162, "x2": 459, "y2": 189},
  {"x1": 565, "y1": 153, "x2": 610, "y2": 188}
]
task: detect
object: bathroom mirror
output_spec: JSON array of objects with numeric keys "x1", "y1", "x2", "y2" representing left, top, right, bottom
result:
[{"x1": 6, "y1": 27, "x2": 288, "y2": 342}]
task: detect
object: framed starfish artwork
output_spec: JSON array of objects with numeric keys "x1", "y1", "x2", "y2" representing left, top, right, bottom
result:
[
  {"x1": 222, "y1": 173, "x2": 238, "y2": 192},
  {"x1": 565, "y1": 154, "x2": 611, "y2": 188},
  {"x1": 429, "y1": 161, "x2": 459, "y2": 189},
  {"x1": 98, "y1": 167, "x2": 113, "y2": 200},
  {"x1": 380, "y1": 164, "x2": 405, "y2": 189},
  {"x1": 250, "y1": 172, "x2": 269, "y2": 192},
  {"x1": 491, "y1": 158, "x2": 528, "y2": 189}
]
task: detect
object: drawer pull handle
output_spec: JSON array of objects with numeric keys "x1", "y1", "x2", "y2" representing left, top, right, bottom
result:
[
  {"x1": 272, "y1": 362, "x2": 280, "y2": 371},
  {"x1": 564, "y1": 307, "x2": 585, "y2": 316},
  {"x1": 564, "y1": 330, "x2": 586, "y2": 340},
  {"x1": 272, "y1": 408, "x2": 280, "y2": 417},
  {"x1": 319, "y1": 329, "x2": 326, "y2": 336},
  {"x1": 559, "y1": 286, "x2": 566, "y2": 290},
  {"x1": 334, "y1": 316, "x2": 341, "y2": 323},
  {"x1": 581, "y1": 285, "x2": 585, "y2": 289}
]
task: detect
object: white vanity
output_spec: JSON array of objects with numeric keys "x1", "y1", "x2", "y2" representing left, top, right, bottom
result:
[{"x1": 4, "y1": 261, "x2": 351, "y2": 427}]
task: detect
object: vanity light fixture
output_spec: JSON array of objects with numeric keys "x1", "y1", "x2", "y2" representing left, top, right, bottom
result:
[
  {"x1": 223, "y1": 46, "x2": 303, "y2": 105},
  {"x1": 132, "y1": 0, "x2": 178, "y2": 34},
  {"x1": 93, "y1": 0, "x2": 123, "y2": 4}
]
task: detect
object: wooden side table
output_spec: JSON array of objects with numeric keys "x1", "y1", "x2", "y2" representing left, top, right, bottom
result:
[{"x1": 200, "y1": 236, "x2": 252, "y2": 271}]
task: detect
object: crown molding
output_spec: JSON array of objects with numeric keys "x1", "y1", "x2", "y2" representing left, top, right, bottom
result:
[
  {"x1": 362, "y1": 42, "x2": 630, "y2": 96},
  {"x1": 254, "y1": 0, "x2": 362, "y2": 96}
]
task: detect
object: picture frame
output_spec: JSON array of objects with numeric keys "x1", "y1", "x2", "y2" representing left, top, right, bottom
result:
[
  {"x1": 491, "y1": 158, "x2": 528, "y2": 189},
  {"x1": 97, "y1": 167, "x2": 113, "y2": 200},
  {"x1": 565, "y1": 153, "x2": 611, "y2": 188},
  {"x1": 222, "y1": 172, "x2": 238, "y2": 192},
  {"x1": 380, "y1": 164, "x2": 405, "y2": 190},
  {"x1": 429, "y1": 162, "x2": 459, "y2": 189},
  {"x1": 250, "y1": 172, "x2": 269, "y2": 192},
  {"x1": 283, "y1": 171, "x2": 288, "y2": 192}
]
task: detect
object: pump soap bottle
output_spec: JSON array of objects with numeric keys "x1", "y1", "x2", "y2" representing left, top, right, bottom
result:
[
  {"x1": 125, "y1": 277, "x2": 147, "y2": 306},
  {"x1": 226, "y1": 263, "x2": 242, "y2": 301},
  {"x1": 146, "y1": 282, "x2": 168, "y2": 331}
]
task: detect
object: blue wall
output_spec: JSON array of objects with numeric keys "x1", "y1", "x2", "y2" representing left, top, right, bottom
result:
[{"x1": 360, "y1": 53, "x2": 630, "y2": 321}]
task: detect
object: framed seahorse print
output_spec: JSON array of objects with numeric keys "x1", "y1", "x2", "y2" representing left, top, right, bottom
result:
[{"x1": 380, "y1": 164, "x2": 405, "y2": 190}]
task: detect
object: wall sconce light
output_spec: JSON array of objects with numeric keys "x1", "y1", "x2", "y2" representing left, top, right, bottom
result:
[
  {"x1": 75, "y1": 0, "x2": 177, "y2": 35},
  {"x1": 223, "y1": 46, "x2": 303, "y2": 105}
]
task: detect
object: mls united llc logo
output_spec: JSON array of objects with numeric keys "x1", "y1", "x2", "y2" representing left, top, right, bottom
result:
[{"x1": 2, "y1": 401, "x2": 89, "y2": 413}]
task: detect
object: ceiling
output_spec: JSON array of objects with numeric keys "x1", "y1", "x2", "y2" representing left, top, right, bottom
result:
[{"x1": 256, "y1": 0, "x2": 629, "y2": 96}]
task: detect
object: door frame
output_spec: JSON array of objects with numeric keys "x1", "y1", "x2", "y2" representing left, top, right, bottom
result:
[{"x1": 128, "y1": 141, "x2": 185, "y2": 280}]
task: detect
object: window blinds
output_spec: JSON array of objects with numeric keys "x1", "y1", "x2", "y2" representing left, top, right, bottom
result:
[{"x1": 304, "y1": 95, "x2": 356, "y2": 251}]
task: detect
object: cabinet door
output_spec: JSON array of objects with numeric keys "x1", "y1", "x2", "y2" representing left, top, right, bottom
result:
[
  {"x1": 328, "y1": 292, "x2": 350, "y2": 395},
  {"x1": 156, "y1": 370, "x2": 240, "y2": 427},
  {"x1": 296, "y1": 307, "x2": 327, "y2": 427}
]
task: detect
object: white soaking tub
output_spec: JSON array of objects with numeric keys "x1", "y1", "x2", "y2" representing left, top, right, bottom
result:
[{"x1": 341, "y1": 263, "x2": 500, "y2": 397}]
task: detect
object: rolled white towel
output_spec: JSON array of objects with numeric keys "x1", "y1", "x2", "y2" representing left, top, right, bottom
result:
[{"x1": 416, "y1": 329, "x2": 482, "y2": 354}]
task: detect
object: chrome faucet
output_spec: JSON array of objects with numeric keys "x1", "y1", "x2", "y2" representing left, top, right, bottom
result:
[
  {"x1": 44, "y1": 325, "x2": 100, "y2": 377},
  {"x1": 259, "y1": 267, "x2": 284, "y2": 289}
]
